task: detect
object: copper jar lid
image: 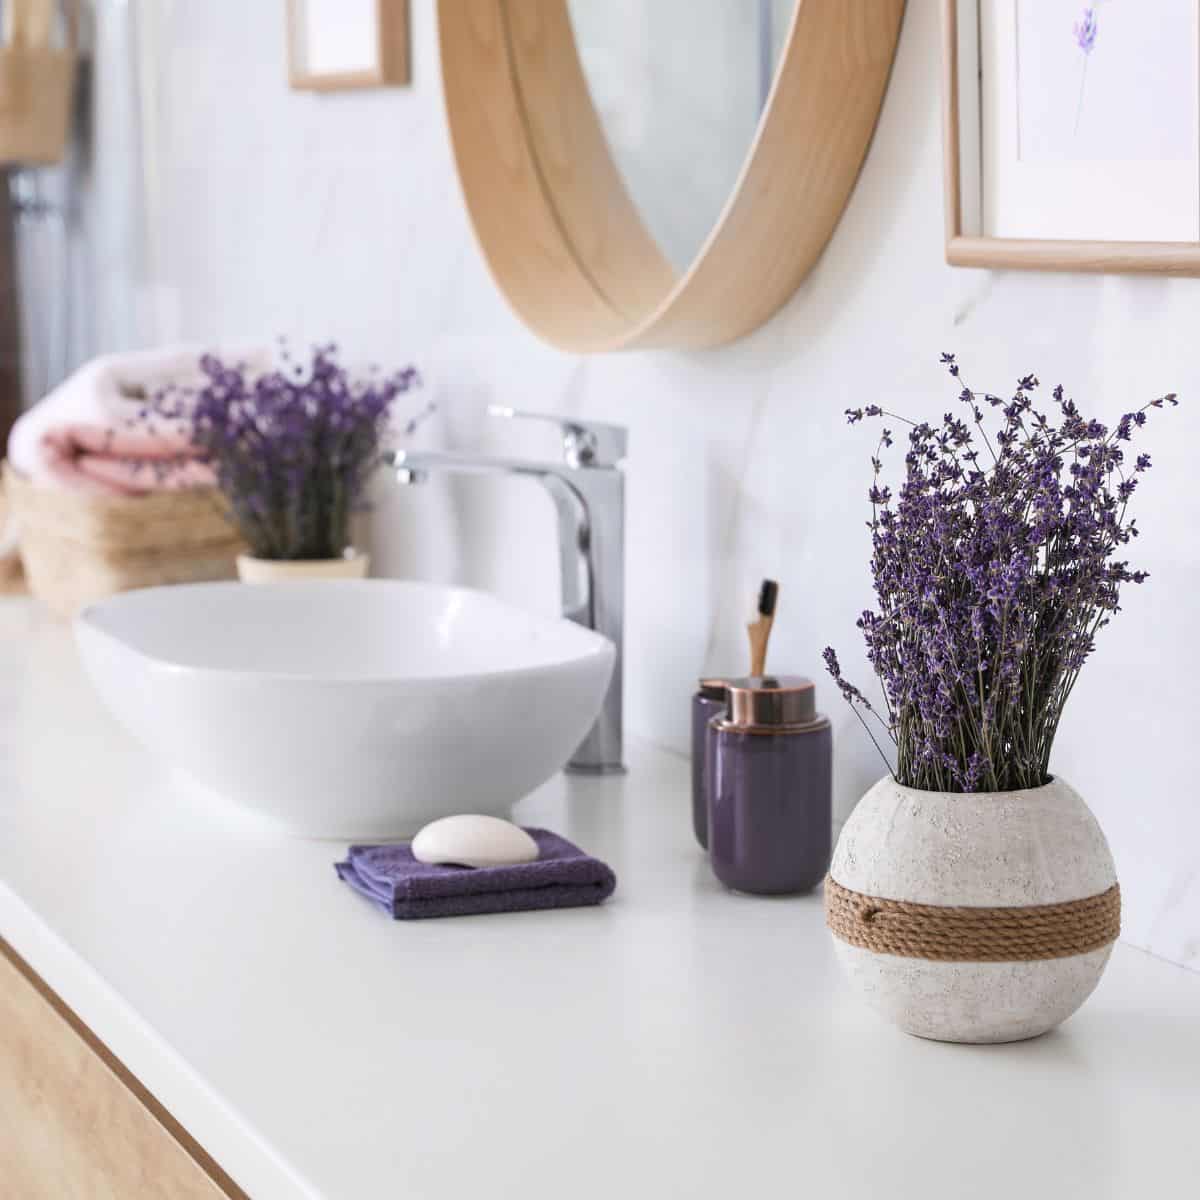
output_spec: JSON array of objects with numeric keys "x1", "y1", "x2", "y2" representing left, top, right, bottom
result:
[
  {"x1": 696, "y1": 676, "x2": 730, "y2": 702},
  {"x1": 715, "y1": 675, "x2": 828, "y2": 733}
]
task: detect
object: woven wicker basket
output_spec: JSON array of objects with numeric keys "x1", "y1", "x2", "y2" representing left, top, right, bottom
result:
[
  {"x1": 2, "y1": 462, "x2": 244, "y2": 618},
  {"x1": 0, "y1": 0, "x2": 79, "y2": 168}
]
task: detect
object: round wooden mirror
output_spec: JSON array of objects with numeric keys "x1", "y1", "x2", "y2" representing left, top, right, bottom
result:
[{"x1": 437, "y1": 0, "x2": 906, "y2": 352}]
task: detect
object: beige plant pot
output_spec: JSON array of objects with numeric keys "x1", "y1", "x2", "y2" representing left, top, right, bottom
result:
[{"x1": 236, "y1": 551, "x2": 369, "y2": 583}]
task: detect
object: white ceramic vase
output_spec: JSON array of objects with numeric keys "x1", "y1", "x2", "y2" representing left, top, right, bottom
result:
[
  {"x1": 828, "y1": 776, "x2": 1119, "y2": 1044},
  {"x1": 236, "y1": 551, "x2": 369, "y2": 583}
]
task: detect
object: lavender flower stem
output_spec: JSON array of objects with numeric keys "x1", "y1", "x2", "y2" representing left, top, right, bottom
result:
[{"x1": 827, "y1": 354, "x2": 1175, "y2": 792}]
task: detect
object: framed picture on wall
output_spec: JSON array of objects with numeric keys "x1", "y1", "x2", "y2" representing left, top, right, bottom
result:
[
  {"x1": 942, "y1": 0, "x2": 1200, "y2": 274},
  {"x1": 286, "y1": 0, "x2": 409, "y2": 91}
]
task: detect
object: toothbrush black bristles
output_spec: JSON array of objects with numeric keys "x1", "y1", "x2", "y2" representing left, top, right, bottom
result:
[{"x1": 757, "y1": 579, "x2": 779, "y2": 618}]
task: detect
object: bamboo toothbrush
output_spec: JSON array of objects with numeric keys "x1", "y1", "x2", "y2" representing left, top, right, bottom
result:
[{"x1": 746, "y1": 578, "x2": 779, "y2": 677}]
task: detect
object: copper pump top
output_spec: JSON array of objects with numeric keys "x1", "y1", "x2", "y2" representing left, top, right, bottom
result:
[
  {"x1": 696, "y1": 677, "x2": 730, "y2": 702},
  {"x1": 718, "y1": 675, "x2": 828, "y2": 731}
]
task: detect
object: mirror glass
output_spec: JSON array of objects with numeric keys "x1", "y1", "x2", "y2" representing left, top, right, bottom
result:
[{"x1": 566, "y1": 0, "x2": 796, "y2": 272}]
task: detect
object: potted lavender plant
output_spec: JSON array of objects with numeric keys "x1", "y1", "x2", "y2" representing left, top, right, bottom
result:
[
  {"x1": 177, "y1": 345, "x2": 421, "y2": 583},
  {"x1": 822, "y1": 356, "x2": 1176, "y2": 1043}
]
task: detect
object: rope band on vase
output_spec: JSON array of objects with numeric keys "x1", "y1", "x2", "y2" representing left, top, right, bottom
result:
[{"x1": 824, "y1": 877, "x2": 1121, "y2": 963}]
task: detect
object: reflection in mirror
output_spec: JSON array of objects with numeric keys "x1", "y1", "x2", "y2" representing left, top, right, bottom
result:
[{"x1": 567, "y1": 0, "x2": 796, "y2": 272}]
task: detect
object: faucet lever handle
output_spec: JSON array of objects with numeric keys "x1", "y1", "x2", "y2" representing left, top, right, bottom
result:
[{"x1": 488, "y1": 405, "x2": 627, "y2": 468}]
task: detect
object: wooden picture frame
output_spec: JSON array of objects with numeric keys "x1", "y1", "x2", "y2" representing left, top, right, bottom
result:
[
  {"x1": 943, "y1": 0, "x2": 1200, "y2": 276},
  {"x1": 286, "y1": 0, "x2": 409, "y2": 92}
]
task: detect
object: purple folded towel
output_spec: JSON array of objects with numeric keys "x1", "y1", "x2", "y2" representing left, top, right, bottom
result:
[{"x1": 335, "y1": 828, "x2": 617, "y2": 919}]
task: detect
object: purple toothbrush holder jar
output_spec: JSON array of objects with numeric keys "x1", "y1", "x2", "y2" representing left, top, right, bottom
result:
[
  {"x1": 691, "y1": 678, "x2": 729, "y2": 850},
  {"x1": 708, "y1": 676, "x2": 832, "y2": 896}
]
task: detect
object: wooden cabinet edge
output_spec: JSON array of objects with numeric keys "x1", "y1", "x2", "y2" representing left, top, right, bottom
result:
[{"x1": 0, "y1": 937, "x2": 248, "y2": 1200}]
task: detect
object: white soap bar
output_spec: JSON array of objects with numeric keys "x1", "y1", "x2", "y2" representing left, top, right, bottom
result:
[{"x1": 411, "y1": 814, "x2": 539, "y2": 868}]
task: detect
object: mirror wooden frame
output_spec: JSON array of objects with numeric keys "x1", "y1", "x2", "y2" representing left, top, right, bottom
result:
[{"x1": 438, "y1": 0, "x2": 906, "y2": 352}]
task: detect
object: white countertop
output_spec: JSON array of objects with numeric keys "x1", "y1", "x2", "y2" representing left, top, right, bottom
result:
[{"x1": 1, "y1": 597, "x2": 1198, "y2": 1199}]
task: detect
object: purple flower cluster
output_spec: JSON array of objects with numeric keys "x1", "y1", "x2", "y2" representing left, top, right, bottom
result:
[
  {"x1": 160, "y1": 345, "x2": 424, "y2": 560},
  {"x1": 826, "y1": 355, "x2": 1177, "y2": 793},
  {"x1": 1074, "y1": 7, "x2": 1098, "y2": 54}
]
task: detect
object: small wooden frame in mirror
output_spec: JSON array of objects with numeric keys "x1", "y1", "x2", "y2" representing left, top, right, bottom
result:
[{"x1": 438, "y1": 0, "x2": 906, "y2": 351}]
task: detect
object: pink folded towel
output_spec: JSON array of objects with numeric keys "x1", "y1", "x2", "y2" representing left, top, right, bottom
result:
[
  {"x1": 36, "y1": 424, "x2": 215, "y2": 497},
  {"x1": 7, "y1": 344, "x2": 270, "y2": 498}
]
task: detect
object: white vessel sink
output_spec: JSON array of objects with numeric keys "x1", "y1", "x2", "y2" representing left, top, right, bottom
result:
[{"x1": 75, "y1": 580, "x2": 615, "y2": 837}]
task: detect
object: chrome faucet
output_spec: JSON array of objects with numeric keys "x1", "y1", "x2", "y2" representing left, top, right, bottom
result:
[{"x1": 387, "y1": 407, "x2": 627, "y2": 774}]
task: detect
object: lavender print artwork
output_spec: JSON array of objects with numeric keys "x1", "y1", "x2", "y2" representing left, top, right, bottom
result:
[
  {"x1": 1017, "y1": 0, "x2": 1193, "y2": 170},
  {"x1": 1073, "y1": 6, "x2": 1098, "y2": 136},
  {"x1": 1074, "y1": 6, "x2": 1098, "y2": 53},
  {"x1": 824, "y1": 355, "x2": 1177, "y2": 794}
]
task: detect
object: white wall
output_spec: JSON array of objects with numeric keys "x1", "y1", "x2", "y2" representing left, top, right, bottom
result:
[{"x1": 108, "y1": 0, "x2": 1197, "y2": 972}]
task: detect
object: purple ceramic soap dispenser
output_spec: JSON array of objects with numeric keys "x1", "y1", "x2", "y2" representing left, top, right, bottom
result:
[
  {"x1": 708, "y1": 676, "x2": 832, "y2": 896},
  {"x1": 691, "y1": 678, "x2": 729, "y2": 849}
]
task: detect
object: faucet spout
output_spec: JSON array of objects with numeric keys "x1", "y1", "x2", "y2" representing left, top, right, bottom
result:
[{"x1": 385, "y1": 438, "x2": 625, "y2": 774}]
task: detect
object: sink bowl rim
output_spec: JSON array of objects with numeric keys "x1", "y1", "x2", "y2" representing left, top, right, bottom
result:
[{"x1": 75, "y1": 578, "x2": 615, "y2": 687}]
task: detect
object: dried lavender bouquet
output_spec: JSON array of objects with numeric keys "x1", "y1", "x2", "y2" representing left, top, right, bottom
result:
[
  {"x1": 824, "y1": 354, "x2": 1177, "y2": 794},
  {"x1": 160, "y1": 345, "x2": 424, "y2": 561}
]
